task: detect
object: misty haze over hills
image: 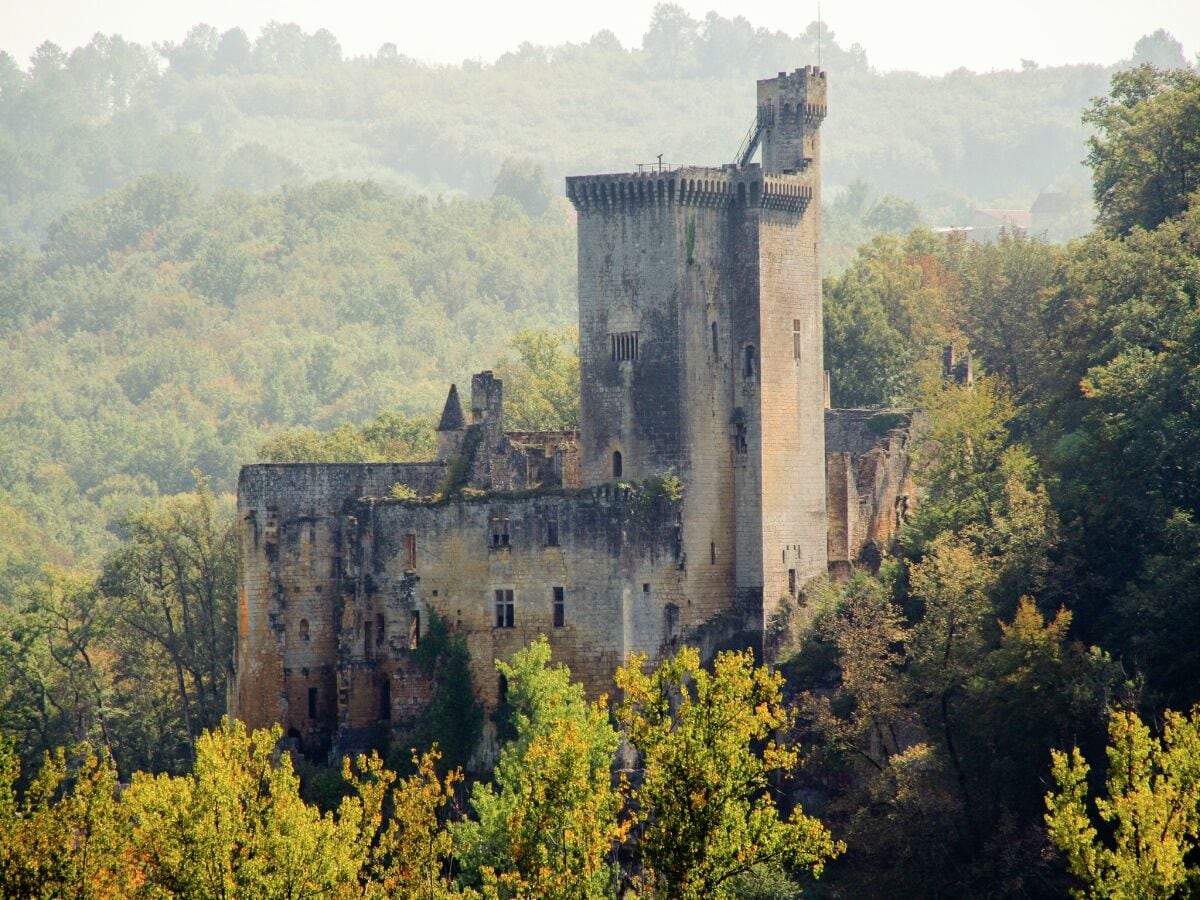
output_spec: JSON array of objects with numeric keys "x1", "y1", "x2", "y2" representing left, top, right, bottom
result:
[{"x1": 0, "y1": 11, "x2": 1193, "y2": 245}]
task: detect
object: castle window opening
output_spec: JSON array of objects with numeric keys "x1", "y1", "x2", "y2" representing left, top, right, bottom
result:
[
  {"x1": 498, "y1": 673, "x2": 509, "y2": 704},
  {"x1": 642, "y1": 582, "x2": 651, "y2": 597},
  {"x1": 495, "y1": 588, "x2": 515, "y2": 628},
  {"x1": 403, "y1": 533, "x2": 416, "y2": 570},
  {"x1": 744, "y1": 345, "x2": 757, "y2": 378},
  {"x1": 665, "y1": 603, "x2": 680, "y2": 642},
  {"x1": 380, "y1": 677, "x2": 391, "y2": 722},
  {"x1": 490, "y1": 511, "x2": 510, "y2": 549},
  {"x1": 793, "y1": 319, "x2": 803, "y2": 360},
  {"x1": 612, "y1": 450, "x2": 623, "y2": 478},
  {"x1": 409, "y1": 610, "x2": 420, "y2": 649},
  {"x1": 610, "y1": 331, "x2": 639, "y2": 362},
  {"x1": 299, "y1": 618, "x2": 309, "y2": 641},
  {"x1": 735, "y1": 423, "x2": 748, "y2": 454},
  {"x1": 710, "y1": 542, "x2": 717, "y2": 564},
  {"x1": 375, "y1": 613, "x2": 385, "y2": 647},
  {"x1": 363, "y1": 620, "x2": 373, "y2": 658},
  {"x1": 711, "y1": 321, "x2": 719, "y2": 357},
  {"x1": 308, "y1": 687, "x2": 318, "y2": 719},
  {"x1": 546, "y1": 511, "x2": 559, "y2": 547},
  {"x1": 788, "y1": 568, "x2": 797, "y2": 597},
  {"x1": 553, "y1": 586, "x2": 565, "y2": 627}
]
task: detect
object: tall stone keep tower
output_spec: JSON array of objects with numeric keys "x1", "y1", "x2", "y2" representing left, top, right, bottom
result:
[{"x1": 566, "y1": 67, "x2": 828, "y2": 639}]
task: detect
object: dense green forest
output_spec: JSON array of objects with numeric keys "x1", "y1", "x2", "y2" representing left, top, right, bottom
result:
[{"x1": 2, "y1": 8, "x2": 1200, "y2": 896}]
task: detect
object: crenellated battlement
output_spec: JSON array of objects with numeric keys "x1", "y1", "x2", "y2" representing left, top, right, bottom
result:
[{"x1": 566, "y1": 165, "x2": 812, "y2": 214}]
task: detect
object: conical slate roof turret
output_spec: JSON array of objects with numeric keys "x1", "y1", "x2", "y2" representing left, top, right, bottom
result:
[{"x1": 437, "y1": 384, "x2": 466, "y2": 432}]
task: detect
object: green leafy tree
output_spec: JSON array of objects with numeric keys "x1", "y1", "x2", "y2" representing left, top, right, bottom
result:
[
  {"x1": 615, "y1": 646, "x2": 843, "y2": 898},
  {"x1": 99, "y1": 478, "x2": 236, "y2": 761},
  {"x1": 494, "y1": 328, "x2": 580, "y2": 431},
  {"x1": 411, "y1": 611, "x2": 483, "y2": 773},
  {"x1": 0, "y1": 569, "x2": 115, "y2": 764},
  {"x1": 1084, "y1": 66, "x2": 1200, "y2": 235},
  {"x1": 355, "y1": 747, "x2": 465, "y2": 899},
  {"x1": 1047, "y1": 707, "x2": 1200, "y2": 898},
  {"x1": 124, "y1": 718, "x2": 365, "y2": 898},
  {"x1": 492, "y1": 157, "x2": 553, "y2": 216},
  {"x1": 0, "y1": 738, "x2": 132, "y2": 899},
  {"x1": 1129, "y1": 30, "x2": 1190, "y2": 72},
  {"x1": 823, "y1": 232, "x2": 958, "y2": 408},
  {"x1": 456, "y1": 638, "x2": 624, "y2": 898}
]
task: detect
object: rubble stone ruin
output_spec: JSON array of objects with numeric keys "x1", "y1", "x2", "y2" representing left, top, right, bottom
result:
[{"x1": 231, "y1": 68, "x2": 919, "y2": 760}]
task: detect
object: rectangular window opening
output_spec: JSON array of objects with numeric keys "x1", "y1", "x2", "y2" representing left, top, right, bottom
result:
[
  {"x1": 546, "y1": 512, "x2": 559, "y2": 547},
  {"x1": 610, "y1": 331, "x2": 640, "y2": 362},
  {"x1": 363, "y1": 620, "x2": 373, "y2": 658},
  {"x1": 710, "y1": 542, "x2": 717, "y2": 565},
  {"x1": 308, "y1": 686, "x2": 318, "y2": 719},
  {"x1": 490, "y1": 512, "x2": 510, "y2": 549},
  {"x1": 735, "y1": 422, "x2": 748, "y2": 454},
  {"x1": 409, "y1": 610, "x2": 420, "y2": 649},
  {"x1": 793, "y1": 318, "x2": 803, "y2": 360},
  {"x1": 553, "y1": 586, "x2": 565, "y2": 628},
  {"x1": 494, "y1": 588, "x2": 515, "y2": 628},
  {"x1": 788, "y1": 568, "x2": 797, "y2": 597},
  {"x1": 375, "y1": 613, "x2": 385, "y2": 647},
  {"x1": 403, "y1": 533, "x2": 416, "y2": 570}
]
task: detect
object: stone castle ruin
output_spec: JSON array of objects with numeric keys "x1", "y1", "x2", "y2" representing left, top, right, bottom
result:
[{"x1": 231, "y1": 69, "x2": 918, "y2": 759}]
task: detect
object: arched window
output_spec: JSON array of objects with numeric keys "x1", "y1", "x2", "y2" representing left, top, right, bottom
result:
[
  {"x1": 299, "y1": 618, "x2": 309, "y2": 641},
  {"x1": 744, "y1": 345, "x2": 757, "y2": 378},
  {"x1": 612, "y1": 450, "x2": 623, "y2": 478}
]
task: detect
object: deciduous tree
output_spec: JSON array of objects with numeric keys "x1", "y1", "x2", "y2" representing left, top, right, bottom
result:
[{"x1": 615, "y1": 646, "x2": 843, "y2": 898}]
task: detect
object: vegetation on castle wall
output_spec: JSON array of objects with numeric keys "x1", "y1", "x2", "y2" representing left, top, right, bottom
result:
[{"x1": 410, "y1": 611, "x2": 482, "y2": 775}]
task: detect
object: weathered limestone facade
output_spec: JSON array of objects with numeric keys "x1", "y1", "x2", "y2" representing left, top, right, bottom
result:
[
  {"x1": 825, "y1": 409, "x2": 921, "y2": 577},
  {"x1": 231, "y1": 68, "x2": 917, "y2": 760}
]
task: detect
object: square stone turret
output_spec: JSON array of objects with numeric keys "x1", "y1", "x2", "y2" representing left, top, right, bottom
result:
[{"x1": 759, "y1": 67, "x2": 827, "y2": 175}]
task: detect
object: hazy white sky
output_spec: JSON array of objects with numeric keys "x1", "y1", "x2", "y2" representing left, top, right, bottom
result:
[{"x1": 2, "y1": 0, "x2": 1197, "y2": 74}]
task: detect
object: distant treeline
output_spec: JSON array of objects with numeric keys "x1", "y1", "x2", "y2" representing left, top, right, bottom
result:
[{"x1": 2, "y1": 8, "x2": 1193, "y2": 242}]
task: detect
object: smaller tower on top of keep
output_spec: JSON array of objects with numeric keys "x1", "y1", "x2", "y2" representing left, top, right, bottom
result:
[
  {"x1": 758, "y1": 67, "x2": 827, "y2": 175},
  {"x1": 436, "y1": 384, "x2": 466, "y2": 461}
]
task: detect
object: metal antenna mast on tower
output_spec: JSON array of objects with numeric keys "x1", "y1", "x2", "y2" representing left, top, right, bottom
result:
[{"x1": 817, "y1": 0, "x2": 822, "y2": 68}]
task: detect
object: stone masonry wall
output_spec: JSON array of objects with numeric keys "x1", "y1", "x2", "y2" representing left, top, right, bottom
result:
[
  {"x1": 234, "y1": 463, "x2": 444, "y2": 756},
  {"x1": 233, "y1": 470, "x2": 688, "y2": 757},
  {"x1": 824, "y1": 409, "x2": 920, "y2": 575}
]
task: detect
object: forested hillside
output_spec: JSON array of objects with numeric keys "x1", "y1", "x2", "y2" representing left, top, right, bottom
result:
[
  {"x1": 0, "y1": 180, "x2": 573, "y2": 582},
  {"x1": 6, "y1": 9, "x2": 1189, "y2": 246}
]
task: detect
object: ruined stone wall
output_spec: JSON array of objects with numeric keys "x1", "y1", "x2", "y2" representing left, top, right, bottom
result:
[
  {"x1": 504, "y1": 431, "x2": 582, "y2": 491},
  {"x1": 235, "y1": 469, "x2": 687, "y2": 756},
  {"x1": 233, "y1": 463, "x2": 444, "y2": 756},
  {"x1": 824, "y1": 409, "x2": 920, "y2": 575},
  {"x1": 357, "y1": 486, "x2": 684, "y2": 710}
]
